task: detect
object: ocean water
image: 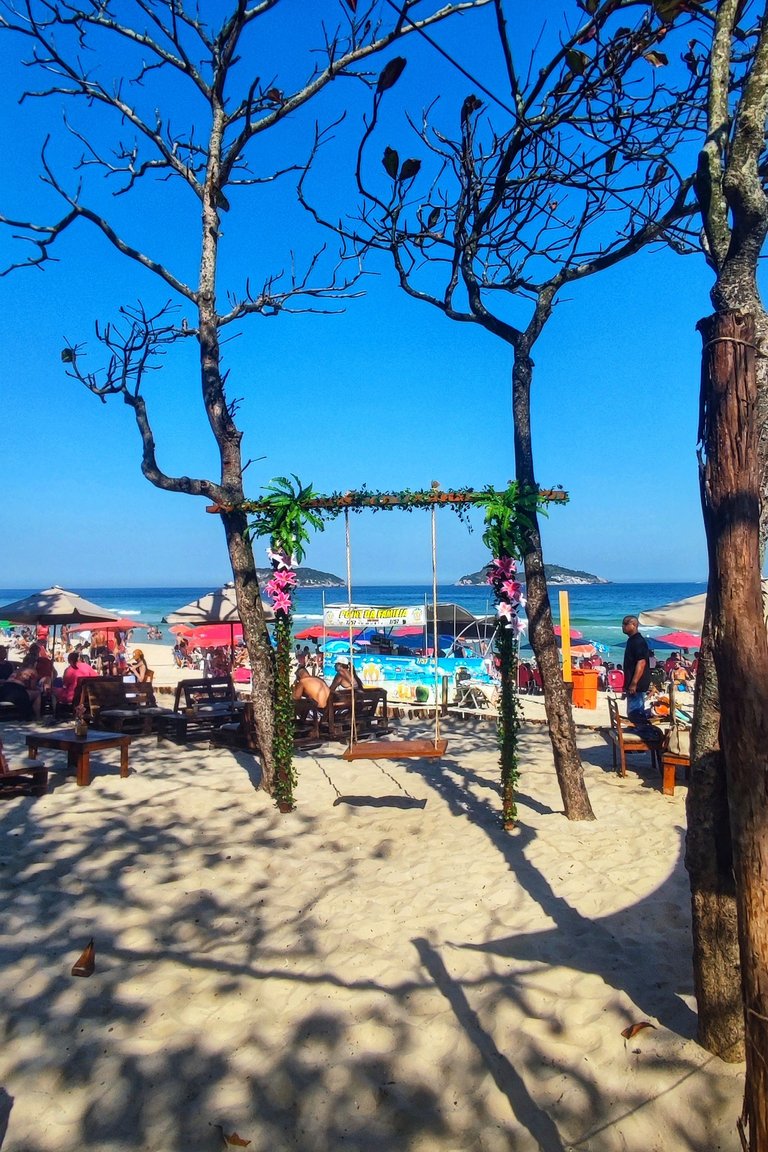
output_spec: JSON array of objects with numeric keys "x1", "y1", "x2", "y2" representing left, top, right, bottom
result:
[{"x1": 0, "y1": 581, "x2": 706, "y2": 658}]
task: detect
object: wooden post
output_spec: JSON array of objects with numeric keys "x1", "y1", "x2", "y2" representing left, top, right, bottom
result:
[{"x1": 559, "y1": 590, "x2": 572, "y2": 682}]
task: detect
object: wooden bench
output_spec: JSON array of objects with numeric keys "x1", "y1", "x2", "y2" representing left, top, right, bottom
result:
[
  {"x1": 293, "y1": 700, "x2": 323, "y2": 749},
  {"x1": 82, "y1": 677, "x2": 171, "y2": 735},
  {"x1": 323, "y1": 688, "x2": 390, "y2": 741},
  {"x1": 173, "y1": 676, "x2": 238, "y2": 710},
  {"x1": 1, "y1": 736, "x2": 47, "y2": 797},
  {"x1": 0, "y1": 680, "x2": 34, "y2": 722},
  {"x1": 157, "y1": 677, "x2": 245, "y2": 744}
]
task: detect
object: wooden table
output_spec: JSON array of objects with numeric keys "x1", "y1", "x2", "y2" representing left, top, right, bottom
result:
[
  {"x1": 26, "y1": 731, "x2": 131, "y2": 787},
  {"x1": 660, "y1": 751, "x2": 690, "y2": 796}
]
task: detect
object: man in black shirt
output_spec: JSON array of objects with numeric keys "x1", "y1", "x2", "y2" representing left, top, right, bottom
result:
[{"x1": 622, "y1": 615, "x2": 651, "y2": 719}]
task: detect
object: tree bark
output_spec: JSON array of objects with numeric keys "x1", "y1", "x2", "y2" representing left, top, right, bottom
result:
[
  {"x1": 220, "y1": 508, "x2": 276, "y2": 792},
  {"x1": 193, "y1": 96, "x2": 276, "y2": 791},
  {"x1": 688, "y1": 0, "x2": 768, "y2": 1063},
  {"x1": 512, "y1": 349, "x2": 595, "y2": 821},
  {"x1": 699, "y1": 310, "x2": 768, "y2": 1146},
  {"x1": 685, "y1": 621, "x2": 743, "y2": 1060}
]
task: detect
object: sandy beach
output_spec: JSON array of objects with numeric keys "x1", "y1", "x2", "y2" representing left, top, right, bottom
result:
[{"x1": 0, "y1": 675, "x2": 744, "y2": 1152}]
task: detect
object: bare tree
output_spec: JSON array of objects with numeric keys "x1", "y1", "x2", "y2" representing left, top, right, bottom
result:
[
  {"x1": 0, "y1": 0, "x2": 491, "y2": 792},
  {"x1": 688, "y1": 1, "x2": 768, "y2": 1137},
  {"x1": 302, "y1": 0, "x2": 705, "y2": 819}
]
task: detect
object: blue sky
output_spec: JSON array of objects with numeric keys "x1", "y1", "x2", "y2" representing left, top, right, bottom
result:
[{"x1": 0, "y1": 2, "x2": 724, "y2": 588}]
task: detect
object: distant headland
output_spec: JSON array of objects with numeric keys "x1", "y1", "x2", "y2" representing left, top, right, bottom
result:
[
  {"x1": 256, "y1": 567, "x2": 344, "y2": 587},
  {"x1": 457, "y1": 563, "x2": 608, "y2": 586}
]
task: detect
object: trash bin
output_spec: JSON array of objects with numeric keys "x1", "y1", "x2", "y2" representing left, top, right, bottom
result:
[{"x1": 571, "y1": 668, "x2": 598, "y2": 709}]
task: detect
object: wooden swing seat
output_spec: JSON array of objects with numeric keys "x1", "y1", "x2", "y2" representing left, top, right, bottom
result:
[{"x1": 342, "y1": 737, "x2": 448, "y2": 761}]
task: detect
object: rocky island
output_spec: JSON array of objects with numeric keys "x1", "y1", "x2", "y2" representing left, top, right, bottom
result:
[
  {"x1": 256, "y1": 567, "x2": 343, "y2": 587},
  {"x1": 457, "y1": 563, "x2": 607, "y2": 586}
]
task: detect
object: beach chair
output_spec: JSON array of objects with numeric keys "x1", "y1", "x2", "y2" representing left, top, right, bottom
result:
[
  {"x1": 607, "y1": 696, "x2": 662, "y2": 779},
  {"x1": 454, "y1": 670, "x2": 489, "y2": 711}
]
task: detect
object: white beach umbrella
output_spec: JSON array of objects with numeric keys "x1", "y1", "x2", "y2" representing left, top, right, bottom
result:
[
  {"x1": 0, "y1": 586, "x2": 121, "y2": 654},
  {"x1": 639, "y1": 581, "x2": 768, "y2": 632},
  {"x1": 0, "y1": 586, "x2": 120, "y2": 626},
  {"x1": 165, "y1": 583, "x2": 274, "y2": 670},
  {"x1": 164, "y1": 582, "x2": 274, "y2": 626},
  {"x1": 639, "y1": 593, "x2": 707, "y2": 632}
]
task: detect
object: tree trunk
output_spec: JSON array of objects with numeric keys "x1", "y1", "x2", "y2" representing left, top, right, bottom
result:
[
  {"x1": 221, "y1": 508, "x2": 276, "y2": 792},
  {"x1": 512, "y1": 350, "x2": 595, "y2": 821},
  {"x1": 685, "y1": 619, "x2": 744, "y2": 1060},
  {"x1": 699, "y1": 309, "x2": 768, "y2": 1147}
]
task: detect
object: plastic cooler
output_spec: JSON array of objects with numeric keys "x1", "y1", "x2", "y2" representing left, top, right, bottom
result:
[{"x1": 571, "y1": 668, "x2": 598, "y2": 709}]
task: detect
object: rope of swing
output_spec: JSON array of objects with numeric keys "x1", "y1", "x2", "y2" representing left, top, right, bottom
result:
[
  {"x1": 345, "y1": 507, "x2": 357, "y2": 748},
  {"x1": 343, "y1": 504, "x2": 440, "y2": 748},
  {"x1": 431, "y1": 504, "x2": 441, "y2": 747}
]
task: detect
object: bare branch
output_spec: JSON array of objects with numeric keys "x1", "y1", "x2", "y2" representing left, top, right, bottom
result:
[
  {"x1": 0, "y1": 139, "x2": 196, "y2": 297},
  {"x1": 220, "y1": 0, "x2": 494, "y2": 182},
  {"x1": 62, "y1": 299, "x2": 222, "y2": 498},
  {"x1": 220, "y1": 246, "x2": 367, "y2": 325},
  {"x1": 302, "y1": 0, "x2": 706, "y2": 346}
]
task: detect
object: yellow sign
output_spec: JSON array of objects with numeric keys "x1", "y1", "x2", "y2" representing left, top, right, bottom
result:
[{"x1": 323, "y1": 604, "x2": 427, "y2": 628}]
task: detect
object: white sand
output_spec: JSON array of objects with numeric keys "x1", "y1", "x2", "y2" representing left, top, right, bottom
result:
[{"x1": 0, "y1": 707, "x2": 743, "y2": 1152}]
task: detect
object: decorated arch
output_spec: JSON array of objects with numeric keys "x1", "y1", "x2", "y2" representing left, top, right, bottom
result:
[{"x1": 239, "y1": 480, "x2": 567, "y2": 828}]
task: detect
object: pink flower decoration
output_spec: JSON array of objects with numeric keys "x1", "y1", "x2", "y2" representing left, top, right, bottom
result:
[
  {"x1": 269, "y1": 568, "x2": 297, "y2": 590},
  {"x1": 497, "y1": 601, "x2": 515, "y2": 622},
  {"x1": 270, "y1": 589, "x2": 293, "y2": 614},
  {"x1": 491, "y1": 556, "x2": 516, "y2": 579},
  {"x1": 501, "y1": 580, "x2": 522, "y2": 601},
  {"x1": 267, "y1": 546, "x2": 295, "y2": 570}
]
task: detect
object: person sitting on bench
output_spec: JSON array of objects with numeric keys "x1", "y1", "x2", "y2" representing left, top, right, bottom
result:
[
  {"x1": 53, "y1": 651, "x2": 98, "y2": 713},
  {"x1": 293, "y1": 668, "x2": 331, "y2": 733},
  {"x1": 129, "y1": 649, "x2": 153, "y2": 683},
  {"x1": 293, "y1": 667, "x2": 330, "y2": 711},
  {"x1": 329, "y1": 657, "x2": 363, "y2": 694}
]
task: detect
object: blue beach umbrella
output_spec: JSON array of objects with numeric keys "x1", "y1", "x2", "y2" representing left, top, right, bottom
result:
[{"x1": 321, "y1": 639, "x2": 360, "y2": 655}]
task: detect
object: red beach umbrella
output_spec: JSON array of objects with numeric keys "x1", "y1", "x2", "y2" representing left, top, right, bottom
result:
[
  {"x1": 294, "y1": 625, "x2": 346, "y2": 640},
  {"x1": 184, "y1": 623, "x2": 246, "y2": 648},
  {"x1": 69, "y1": 618, "x2": 142, "y2": 633},
  {"x1": 553, "y1": 625, "x2": 583, "y2": 639},
  {"x1": 654, "y1": 630, "x2": 701, "y2": 649}
]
